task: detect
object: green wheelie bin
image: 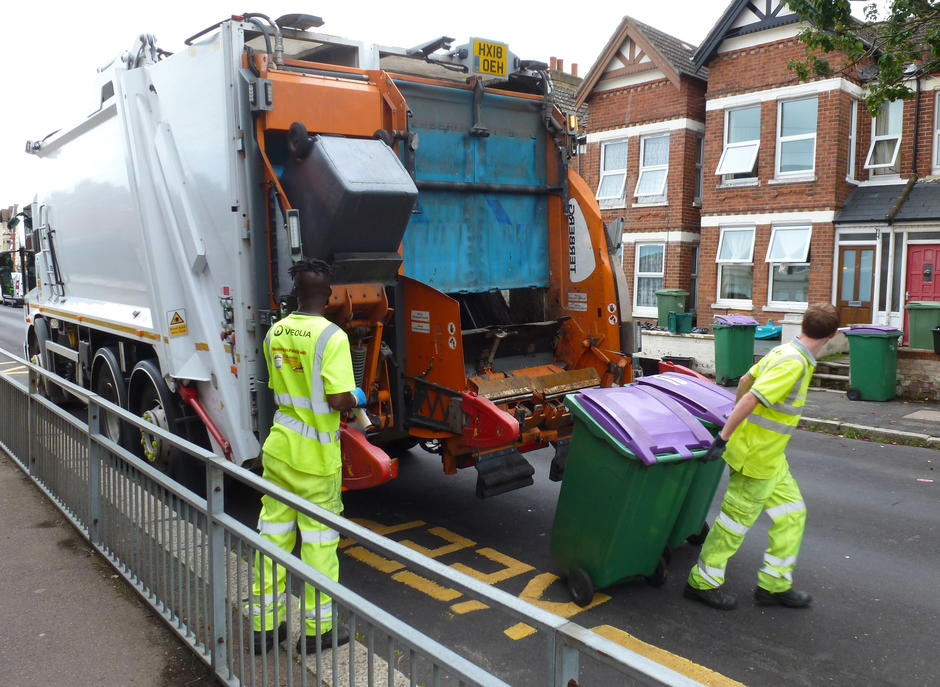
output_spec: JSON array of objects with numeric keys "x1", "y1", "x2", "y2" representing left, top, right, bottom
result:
[
  {"x1": 904, "y1": 301, "x2": 940, "y2": 350},
  {"x1": 550, "y1": 385, "x2": 714, "y2": 606},
  {"x1": 635, "y1": 372, "x2": 737, "y2": 549},
  {"x1": 844, "y1": 325, "x2": 902, "y2": 401},
  {"x1": 712, "y1": 314, "x2": 758, "y2": 386},
  {"x1": 655, "y1": 289, "x2": 689, "y2": 327}
]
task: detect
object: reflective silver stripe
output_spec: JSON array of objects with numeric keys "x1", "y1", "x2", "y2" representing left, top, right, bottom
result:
[
  {"x1": 274, "y1": 392, "x2": 315, "y2": 411},
  {"x1": 249, "y1": 592, "x2": 286, "y2": 613},
  {"x1": 310, "y1": 323, "x2": 340, "y2": 414},
  {"x1": 717, "y1": 511, "x2": 750, "y2": 536},
  {"x1": 300, "y1": 528, "x2": 340, "y2": 545},
  {"x1": 257, "y1": 519, "x2": 297, "y2": 535},
  {"x1": 274, "y1": 411, "x2": 340, "y2": 444},
  {"x1": 696, "y1": 561, "x2": 723, "y2": 588},
  {"x1": 760, "y1": 565, "x2": 793, "y2": 581},
  {"x1": 748, "y1": 413, "x2": 797, "y2": 435},
  {"x1": 304, "y1": 601, "x2": 333, "y2": 621},
  {"x1": 765, "y1": 499, "x2": 806, "y2": 520},
  {"x1": 763, "y1": 552, "x2": 798, "y2": 568}
]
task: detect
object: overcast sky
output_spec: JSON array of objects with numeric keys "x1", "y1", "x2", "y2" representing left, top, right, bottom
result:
[{"x1": 0, "y1": 1, "x2": 878, "y2": 207}]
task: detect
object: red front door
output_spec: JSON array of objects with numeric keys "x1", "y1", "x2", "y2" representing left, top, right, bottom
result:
[{"x1": 903, "y1": 244, "x2": 940, "y2": 343}]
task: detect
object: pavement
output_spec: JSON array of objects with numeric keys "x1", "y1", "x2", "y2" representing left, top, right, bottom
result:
[{"x1": 0, "y1": 386, "x2": 936, "y2": 686}]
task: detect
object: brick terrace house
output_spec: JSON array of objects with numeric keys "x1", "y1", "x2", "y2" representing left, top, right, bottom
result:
[
  {"x1": 692, "y1": 0, "x2": 940, "y2": 337},
  {"x1": 575, "y1": 17, "x2": 707, "y2": 324}
]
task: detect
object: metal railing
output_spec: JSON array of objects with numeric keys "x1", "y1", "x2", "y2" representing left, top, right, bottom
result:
[{"x1": 0, "y1": 347, "x2": 703, "y2": 686}]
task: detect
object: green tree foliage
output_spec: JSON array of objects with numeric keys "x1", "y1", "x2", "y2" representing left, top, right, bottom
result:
[{"x1": 788, "y1": 0, "x2": 940, "y2": 113}]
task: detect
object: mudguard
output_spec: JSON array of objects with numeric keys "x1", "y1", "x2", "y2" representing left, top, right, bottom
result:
[{"x1": 341, "y1": 423, "x2": 398, "y2": 490}]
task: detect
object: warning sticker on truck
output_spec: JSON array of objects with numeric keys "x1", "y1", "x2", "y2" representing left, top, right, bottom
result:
[
  {"x1": 410, "y1": 309, "x2": 430, "y2": 334},
  {"x1": 567, "y1": 292, "x2": 588, "y2": 312},
  {"x1": 168, "y1": 310, "x2": 188, "y2": 337}
]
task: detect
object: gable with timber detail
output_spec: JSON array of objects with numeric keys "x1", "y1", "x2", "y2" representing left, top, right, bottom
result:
[
  {"x1": 601, "y1": 37, "x2": 658, "y2": 82},
  {"x1": 694, "y1": 0, "x2": 801, "y2": 69}
]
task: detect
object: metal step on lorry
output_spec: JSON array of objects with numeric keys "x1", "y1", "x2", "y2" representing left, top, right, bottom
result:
[{"x1": 23, "y1": 13, "x2": 634, "y2": 497}]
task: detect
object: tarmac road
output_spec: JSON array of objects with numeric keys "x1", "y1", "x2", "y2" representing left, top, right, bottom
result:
[{"x1": 338, "y1": 431, "x2": 938, "y2": 686}]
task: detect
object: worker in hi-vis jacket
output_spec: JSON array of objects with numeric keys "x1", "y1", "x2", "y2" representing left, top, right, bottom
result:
[
  {"x1": 251, "y1": 257, "x2": 366, "y2": 653},
  {"x1": 684, "y1": 302, "x2": 840, "y2": 610}
]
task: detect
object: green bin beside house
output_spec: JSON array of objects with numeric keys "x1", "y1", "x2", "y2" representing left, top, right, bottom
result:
[
  {"x1": 712, "y1": 315, "x2": 758, "y2": 386},
  {"x1": 904, "y1": 302, "x2": 940, "y2": 350},
  {"x1": 844, "y1": 326, "x2": 902, "y2": 401},
  {"x1": 654, "y1": 289, "x2": 688, "y2": 327}
]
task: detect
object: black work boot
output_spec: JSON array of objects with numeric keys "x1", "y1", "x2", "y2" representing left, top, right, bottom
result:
[
  {"x1": 683, "y1": 583, "x2": 737, "y2": 610},
  {"x1": 296, "y1": 624, "x2": 351, "y2": 654},
  {"x1": 754, "y1": 586, "x2": 812, "y2": 608},
  {"x1": 252, "y1": 622, "x2": 288, "y2": 653}
]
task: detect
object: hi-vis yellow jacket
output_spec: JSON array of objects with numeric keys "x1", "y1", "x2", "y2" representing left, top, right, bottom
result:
[
  {"x1": 724, "y1": 339, "x2": 815, "y2": 479},
  {"x1": 262, "y1": 313, "x2": 355, "y2": 475}
]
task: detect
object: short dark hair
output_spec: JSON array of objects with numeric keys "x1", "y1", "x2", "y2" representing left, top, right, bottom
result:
[
  {"x1": 288, "y1": 257, "x2": 333, "y2": 279},
  {"x1": 801, "y1": 303, "x2": 839, "y2": 339}
]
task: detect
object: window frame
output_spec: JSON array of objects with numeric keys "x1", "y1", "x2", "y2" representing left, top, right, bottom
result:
[
  {"x1": 848, "y1": 99, "x2": 858, "y2": 179},
  {"x1": 775, "y1": 96, "x2": 818, "y2": 178},
  {"x1": 933, "y1": 92, "x2": 940, "y2": 175},
  {"x1": 694, "y1": 135, "x2": 704, "y2": 205},
  {"x1": 716, "y1": 105, "x2": 760, "y2": 179},
  {"x1": 633, "y1": 241, "x2": 666, "y2": 316},
  {"x1": 715, "y1": 226, "x2": 756, "y2": 306},
  {"x1": 634, "y1": 133, "x2": 669, "y2": 201},
  {"x1": 765, "y1": 226, "x2": 812, "y2": 308},
  {"x1": 864, "y1": 100, "x2": 902, "y2": 173},
  {"x1": 764, "y1": 226, "x2": 812, "y2": 263},
  {"x1": 596, "y1": 139, "x2": 629, "y2": 204}
]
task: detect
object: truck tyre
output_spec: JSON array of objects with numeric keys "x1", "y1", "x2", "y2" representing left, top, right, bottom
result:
[
  {"x1": 92, "y1": 347, "x2": 132, "y2": 450},
  {"x1": 29, "y1": 319, "x2": 68, "y2": 404},
  {"x1": 129, "y1": 359, "x2": 184, "y2": 477}
]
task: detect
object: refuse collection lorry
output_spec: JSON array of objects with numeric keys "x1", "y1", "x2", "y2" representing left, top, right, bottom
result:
[{"x1": 23, "y1": 13, "x2": 633, "y2": 496}]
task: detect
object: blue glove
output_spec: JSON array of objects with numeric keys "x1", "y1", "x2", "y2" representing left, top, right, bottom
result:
[
  {"x1": 352, "y1": 387, "x2": 367, "y2": 407},
  {"x1": 702, "y1": 436, "x2": 727, "y2": 462}
]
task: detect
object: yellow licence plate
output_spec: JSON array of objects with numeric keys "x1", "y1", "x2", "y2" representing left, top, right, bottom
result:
[{"x1": 472, "y1": 39, "x2": 508, "y2": 78}]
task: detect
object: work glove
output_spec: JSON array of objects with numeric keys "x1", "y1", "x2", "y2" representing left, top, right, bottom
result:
[
  {"x1": 352, "y1": 387, "x2": 367, "y2": 407},
  {"x1": 702, "y1": 436, "x2": 727, "y2": 462}
]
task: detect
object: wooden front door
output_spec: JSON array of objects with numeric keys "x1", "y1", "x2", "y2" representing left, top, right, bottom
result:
[
  {"x1": 903, "y1": 243, "x2": 940, "y2": 343},
  {"x1": 836, "y1": 246, "x2": 874, "y2": 326}
]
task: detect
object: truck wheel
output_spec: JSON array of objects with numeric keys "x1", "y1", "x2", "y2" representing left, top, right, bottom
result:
[
  {"x1": 29, "y1": 319, "x2": 68, "y2": 404},
  {"x1": 92, "y1": 347, "x2": 132, "y2": 449},
  {"x1": 130, "y1": 359, "x2": 182, "y2": 476},
  {"x1": 567, "y1": 568, "x2": 594, "y2": 607}
]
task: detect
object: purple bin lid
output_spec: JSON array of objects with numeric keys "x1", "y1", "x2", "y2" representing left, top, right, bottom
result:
[
  {"x1": 635, "y1": 373, "x2": 736, "y2": 427},
  {"x1": 713, "y1": 314, "x2": 758, "y2": 326},
  {"x1": 845, "y1": 325, "x2": 902, "y2": 336},
  {"x1": 578, "y1": 385, "x2": 714, "y2": 465}
]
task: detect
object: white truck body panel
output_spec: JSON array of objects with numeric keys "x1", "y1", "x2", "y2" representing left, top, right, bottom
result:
[{"x1": 30, "y1": 23, "x2": 264, "y2": 464}]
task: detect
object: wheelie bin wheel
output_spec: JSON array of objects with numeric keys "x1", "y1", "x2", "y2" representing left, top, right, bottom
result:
[
  {"x1": 567, "y1": 568, "x2": 594, "y2": 607},
  {"x1": 687, "y1": 522, "x2": 710, "y2": 546},
  {"x1": 661, "y1": 545, "x2": 672, "y2": 564},
  {"x1": 846, "y1": 387, "x2": 862, "y2": 401},
  {"x1": 647, "y1": 557, "x2": 668, "y2": 587},
  {"x1": 719, "y1": 375, "x2": 730, "y2": 387}
]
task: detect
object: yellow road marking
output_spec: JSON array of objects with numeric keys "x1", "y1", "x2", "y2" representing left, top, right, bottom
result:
[
  {"x1": 344, "y1": 546, "x2": 405, "y2": 574},
  {"x1": 450, "y1": 547, "x2": 534, "y2": 585},
  {"x1": 400, "y1": 526, "x2": 474, "y2": 558},
  {"x1": 592, "y1": 625, "x2": 747, "y2": 687},
  {"x1": 450, "y1": 600, "x2": 489, "y2": 614},
  {"x1": 505, "y1": 572, "x2": 610, "y2": 639},
  {"x1": 391, "y1": 571, "x2": 462, "y2": 602},
  {"x1": 339, "y1": 518, "x2": 424, "y2": 548},
  {"x1": 1, "y1": 365, "x2": 26, "y2": 373}
]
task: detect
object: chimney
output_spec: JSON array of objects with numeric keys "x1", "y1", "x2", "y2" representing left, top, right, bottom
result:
[
  {"x1": 572, "y1": 63, "x2": 578, "y2": 77},
  {"x1": 550, "y1": 56, "x2": 557, "y2": 70},
  {"x1": 557, "y1": 58, "x2": 564, "y2": 72}
]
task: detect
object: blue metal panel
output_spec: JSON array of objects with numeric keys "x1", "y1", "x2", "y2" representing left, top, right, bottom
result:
[{"x1": 396, "y1": 80, "x2": 550, "y2": 293}]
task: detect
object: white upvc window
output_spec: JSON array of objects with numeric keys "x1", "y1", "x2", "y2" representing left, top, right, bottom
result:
[
  {"x1": 775, "y1": 97, "x2": 817, "y2": 177},
  {"x1": 716, "y1": 227, "x2": 755, "y2": 304},
  {"x1": 933, "y1": 93, "x2": 940, "y2": 174},
  {"x1": 596, "y1": 140, "x2": 628, "y2": 203},
  {"x1": 634, "y1": 133, "x2": 669, "y2": 202},
  {"x1": 848, "y1": 99, "x2": 858, "y2": 179},
  {"x1": 689, "y1": 243, "x2": 700, "y2": 310},
  {"x1": 766, "y1": 226, "x2": 812, "y2": 306},
  {"x1": 634, "y1": 242, "x2": 665, "y2": 314},
  {"x1": 864, "y1": 99, "x2": 903, "y2": 175},
  {"x1": 716, "y1": 105, "x2": 760, "y2": 178},
  {"x1": 694, "y1": 135, "x2": 704, "y2": 204}
]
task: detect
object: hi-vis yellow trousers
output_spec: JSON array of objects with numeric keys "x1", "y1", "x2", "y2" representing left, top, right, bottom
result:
[
  {"x1": 688, "y1": 462, "x2": 806, "y2": 593},
  {"x1": 250, "y1": 455, "x2": 343, "y2": 635}
]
